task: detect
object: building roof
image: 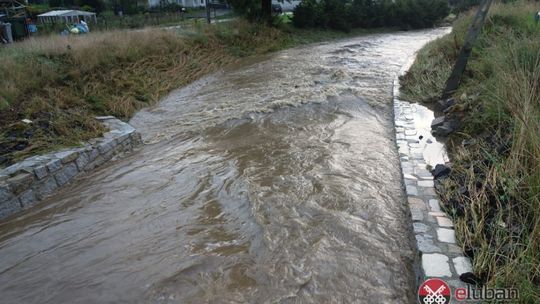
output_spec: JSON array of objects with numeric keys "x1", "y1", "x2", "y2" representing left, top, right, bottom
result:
[{"x1": 38, "y1": 10, "x2": 96, "y2": 17}]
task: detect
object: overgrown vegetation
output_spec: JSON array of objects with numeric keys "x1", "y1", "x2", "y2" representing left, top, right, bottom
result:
[
  {"x1": 292, "y1": 0, "x2": 450, "y2": 31},
  {"x1": 400, "y1": 1, "x2": 540, "y2": 302},
  {"x1": 0, "y1": 20, "x2": 377, "y2": 166}
]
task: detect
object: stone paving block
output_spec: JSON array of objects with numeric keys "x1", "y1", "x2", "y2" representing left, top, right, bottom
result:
[
  {"x1": 406, "y1": 185, "x2": 418, "y2": 196},
  {"x1": 19, "y1": 189, "x2": 37, "y2": 207},
  {"x1": 453, "y1": 257, "x2": 473, "y2": 275},
  {"x1": 437, "y1": 228, "x2": 456, "y2": 243},
  {"x1": 421, "y1": 187, "x2": 437, "y2": 196},
  {"x1": 98, "y1": 139, "x2": 116, "y2": 154},
  {"x1": 75, "y1": 153, "x2": 90, "y2": 171},
  {"x1": 413, "y1": 222, "x2": 430, "y2": 234},
  {"x1": 409, "y1": 197, "x2": 426, "y2": 221},
  {"x1": 418, "y1": 180, "x2": 434, "y2": 187},
  {"x1": 88, "y1": 155, "x2": 106, "y2": 169},
  {"x1": 46, "y1": 159, "x2": 62, "y2": 173},
  {"x1": 2, "y1": 163, "x2": 23, "y2": 177},
  {"x1": 86, "y1": 148, "x2": 100, "y2": 162},
  {"x1": 55, "y1": 150, "x2": 79, "y2": 164},
  {"x1": 422, "y1": 253, "x2": 451, "y2": 277},
  {"x1": 408, "y1": 196, "x2": 424, "y2": 206},
  {"x1": 417, "y1": 174, "x2": 434, "y2": 180},
  {"x1": 429, "y1": 199, "x2": 441, "y2": 212},
  {"x1": 6, "y1": 173, "x2": 34, "y2": 195},
  {"x1": 116, "y1": 132, "x2": 131, "y2": 143},
  {"x1": 436, "y1": 216, "x2": 454, "y2": 227},
  {"x1": 54, "y1": 163, "x2": 79, "y2": 186},
  {"x1": 405, "y1": 130, "x2": 417, "y2": 136},
  {"x1": 411, "y1": 209, "x2": 423, "y2": 221},
  {"x1": 404, "y1": 173, "x2": 417, "y2": 180},
  {"x1": 0, "y1": 198, "x2": 21, "y2": 219},
  {"x1": 447, "y1": 244, "x2": 462, "y2": 254},
  {"x1": 33, "y1": 165, "x2": 48, "y2": 180},
  {"x1": 416, "y1": 234, "x2": 441, "y2": 253},
  {"x1": 425, "y1": 213, "x2": 437, "y2": 223},
  {"x1": 411, "y1": 153, "x2": 424, "y2": 160},
  {"x1": 0, "y1": 183, "x2": 14, "y2": 203},
  {"x1": 35, "y1": 177, "x2": 59, "y2": 200},
  {"x1": 404, "y1": 179, "x2": 416, "y2": 186}
]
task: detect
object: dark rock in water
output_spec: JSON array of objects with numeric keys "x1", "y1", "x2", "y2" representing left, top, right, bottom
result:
[
  {"x1": 460, "y1": 272, "x2": 479, "y2": 285},
  {"x1": 431, "y1": 116, "x2": 446, "y2": 129},
  {"x1": 433, "y1": 119, "x2": 460, "y2": 137},
  {"x1": 464, "y1": 248, "x2": 475, "y2": 259},
  {"x1": 438, "y1": 98, "x2": 455, "y2": 111},
  {"x1": 432, "y1": 164, "x2": 451, "y2": 179},
  {"x1": 434, "y1": 125, "x2": 454, "y2": 137}
]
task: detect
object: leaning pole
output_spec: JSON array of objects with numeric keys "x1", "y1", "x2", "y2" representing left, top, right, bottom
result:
[{"x1": 442, "y1": 0, "x2": 493, "y2": 99}]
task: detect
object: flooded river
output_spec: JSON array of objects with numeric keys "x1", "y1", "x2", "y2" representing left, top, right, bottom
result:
[{"x1": 0, "y1": 28, "x2": 449, "y2": 303}]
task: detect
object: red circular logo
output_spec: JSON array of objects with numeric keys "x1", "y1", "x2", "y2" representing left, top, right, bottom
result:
[{"x1": 418, "y1": 278, "x2": 451, "y2": 304}]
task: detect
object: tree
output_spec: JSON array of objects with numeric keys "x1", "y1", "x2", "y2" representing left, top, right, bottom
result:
[
  {"x1": 77, "y1": 0, "x2": 106, "y2": 13},
  {"x1": 228, "y1": 0, "x2": 271, "y2": 22},
  {"x1": 261, "y1": 0, "x2": 271, "y2": 23}
]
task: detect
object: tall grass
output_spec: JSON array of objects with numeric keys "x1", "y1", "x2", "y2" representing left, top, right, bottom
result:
[
  {"x1": 0, "y1": 21, "x2": 287, "y2": 164},
  {"x1": 400, "y1": 1, "x2": 540, "y2": 302},
  {"x1": 0, "y1": 20, "x2": 372, "y2": 166}
]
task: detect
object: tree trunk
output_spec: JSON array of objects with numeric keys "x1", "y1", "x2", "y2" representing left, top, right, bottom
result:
[
  {"x1": 261, "y1": 0, "x2": 272, "y2": 24},
  {"x1": 442, "y1": 0, "x2": 493, "y2": 99}
]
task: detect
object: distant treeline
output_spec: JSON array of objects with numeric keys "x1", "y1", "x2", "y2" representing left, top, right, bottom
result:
[{"x1": 292, "y1": 0, "x2": 450, "y2": 31}]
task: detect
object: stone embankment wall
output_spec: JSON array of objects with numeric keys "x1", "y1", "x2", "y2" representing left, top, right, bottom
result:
[
  {"x1": 0, "y1": 116, "x2": 141, "y2": 220},
  {"x1": 393, "y1": 62, "x2": 473, "y2": 298}
]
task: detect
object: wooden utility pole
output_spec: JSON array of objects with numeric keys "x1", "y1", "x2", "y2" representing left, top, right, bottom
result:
[
  {"x1": 205, "y1": 0, "x2": 211, "y2": 24},
  {"x1": 442, "y1": 0, "x2": 493, "y2": 99}
]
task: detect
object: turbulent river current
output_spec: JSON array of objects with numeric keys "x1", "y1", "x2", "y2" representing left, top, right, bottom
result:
[{"x1": 0, "y1": 28, "x2": 449, "y2": 304}]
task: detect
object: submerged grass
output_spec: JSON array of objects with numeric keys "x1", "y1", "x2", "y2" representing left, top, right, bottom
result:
[
  {"x1": 400, "y1": 1, "x2": 540, "y2": 302},
  {"x1": 0, "y1": 20, "x2": 372, "y2": 166}
]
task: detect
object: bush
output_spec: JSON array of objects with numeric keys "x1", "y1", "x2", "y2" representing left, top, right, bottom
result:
[
  {"x1": 292, "y1": 0, "x2": 323, "y2": 28},
  {"x1": 322, "y1": 0, "x2": 351, "y2": 31},
  {"x1": 292, "y1": 0, "x2": 449, "y2": 31},
  {"x1": 396, "y1": 0, "x2": 450, "y2": 29}
]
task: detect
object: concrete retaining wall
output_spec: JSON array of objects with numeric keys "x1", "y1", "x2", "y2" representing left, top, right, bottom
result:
[{"x1": 0, "y1": 116, "x2": 142, "y2": 220}]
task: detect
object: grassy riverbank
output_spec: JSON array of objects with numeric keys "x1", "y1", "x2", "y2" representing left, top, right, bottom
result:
[
  {"x1": 400, "y1": 1, "x2": 539, "y2": 302},
  {"x1": 0, "y1": 21, "x2": 379, "y2": 166}
]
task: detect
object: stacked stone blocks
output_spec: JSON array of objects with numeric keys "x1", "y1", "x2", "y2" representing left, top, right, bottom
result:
[{"x1": 0, "y1": 116, "x2": 142, "y2": 220}]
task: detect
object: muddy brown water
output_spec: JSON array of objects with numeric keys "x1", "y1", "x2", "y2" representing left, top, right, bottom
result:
[{"x1": 0, "y1": 28, "x2": 449, "y2": 304}]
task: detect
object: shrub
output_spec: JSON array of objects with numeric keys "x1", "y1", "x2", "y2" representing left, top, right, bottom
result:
[
  {"x1": 293, "y1": 0, "x2": 449, "y2": 31},
  {"x1": 292, "y1": 0, "x2": 323, "y2": 28}
]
